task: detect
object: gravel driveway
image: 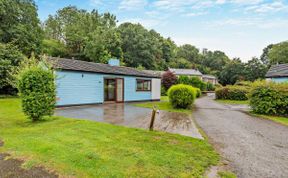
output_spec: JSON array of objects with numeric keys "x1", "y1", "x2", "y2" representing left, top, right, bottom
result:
[{"x1": 193, "y1": 95, "x2": 288, "y2": 178}]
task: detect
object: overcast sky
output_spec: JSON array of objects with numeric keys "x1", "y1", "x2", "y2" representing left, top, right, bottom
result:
[{"x1": 36, "y1": 0, "x2": 288, "y2": 62}]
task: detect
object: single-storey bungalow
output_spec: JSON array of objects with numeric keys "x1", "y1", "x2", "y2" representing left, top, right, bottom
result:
[
  {"x1": 52, "y1": 58, "x2": 161, "y2": 106},
  {"x1": 265, "y1": 63, "x2": 288, "y2": 83},
  {"x1": 168, "y1": 68, "x2": 218, "y2": 84}
]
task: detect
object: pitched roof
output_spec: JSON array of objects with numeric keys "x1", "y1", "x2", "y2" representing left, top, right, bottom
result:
[
  {"x1": 202, "y1": 75, "x2": 217, "y2": 79},
  {"x1": 51, "y1": 57, "x2": 160, "y2": 78},
  {"x1": 143, "y1": 70, "x2": 165, "y2": 77},
  {"x1": 265, "y1": 64, "x2": 288, "y2": 78},
  {"x1": 169, "y1": 68, "x2": 202, "y2": 76}
]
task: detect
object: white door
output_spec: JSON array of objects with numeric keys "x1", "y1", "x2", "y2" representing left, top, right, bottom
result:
[{"x1": 151, "y1": 79, "x2": 161, "y2": 100}]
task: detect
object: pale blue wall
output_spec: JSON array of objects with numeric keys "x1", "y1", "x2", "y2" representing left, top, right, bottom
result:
[
  {"x1": 272, "y1": 77, "x2": 288, "y2": 83},
  {"x1": 56, "y1": 70, "x2": 152, "y2": 106},
  {"x1": 56, "y1": 71, "x2": 104, "y2": 106},
  {"x1": 124, "y1": 77, "x2": 151, "y2": 101}
]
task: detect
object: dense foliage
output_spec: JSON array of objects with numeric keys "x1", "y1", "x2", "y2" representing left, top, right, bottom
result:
[
  {"x1": 0, "y1": 0, "x2": 43, "y2": 56},
  {"x1": 177, "y1": 75, "x2": 207, "y2": 91},
  {"x1": 195, "y1": 87, "x2": 202, "y2": 98},
  {"x1": 215, "y1": 86, "x2": 249, "y2": 101},
  {"x1": 168, "y1": 84, "x2": 196, "y2": 109},
  {"x1": 18, "y1": 66, "x2": 56, "y2": 121},
  {"x1": 249, "y1": 82, "x2": 288, "y2": 116},
  {"x1": 206, "y1": 82, "x2": 215, "y2": 91},
  {"x1": 0, "y1": 43, "x2": 24, "y2": 94},
  {"x1": 161, "y1": 71, "x2": 177, "y2": 90},
  {"x1": 0, "y1": 1, "x2": 287, "y2": 96},
  {"x1": 268, "y1": 41, "x2": 288, "y2": 65},
  {"x1": 43, "y1": 6, "x2": 122, "y2": 63}
]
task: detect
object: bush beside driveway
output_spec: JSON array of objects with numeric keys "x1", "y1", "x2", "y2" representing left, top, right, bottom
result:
[{"x1": 194, "y1": 96, "x2": 288, "y2": 178}]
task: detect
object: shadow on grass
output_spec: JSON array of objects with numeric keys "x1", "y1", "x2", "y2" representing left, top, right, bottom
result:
[{"x1": 16, "y1": 116, "x2": 63, "y2": 128}]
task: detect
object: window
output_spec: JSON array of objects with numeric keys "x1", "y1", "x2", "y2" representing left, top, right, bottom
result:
[{"x1": 136, "y1": 79, "x2": 151, "y2": 91}]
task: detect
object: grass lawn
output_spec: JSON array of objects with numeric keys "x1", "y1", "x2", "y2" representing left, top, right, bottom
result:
[
  {"x1": 218, "y1": 171, "x2": 237, "y2": 178},
  {"x1": 133, "y1": 96, "x2": 192, "y2": 114},
  {"x1": 215, "y1": 99, "x2": 249, "y2": 105},
  {"x1": 0, "y1": 98, "x2": 219, "y2": 177},
  {"x1": 251, "y1": 114, "x2": 288, "y2": 127}
]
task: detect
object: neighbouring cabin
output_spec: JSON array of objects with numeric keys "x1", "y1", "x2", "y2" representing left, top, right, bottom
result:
[
  {"x1": 169, "y1": 68, "x2": 218, "y2": 84},
  {"x1": 202, "y1": 75, "x2": 218, "y2": 85},
  {"x1": 52, "y1": 58, "x2": 161, "y2": 106},
  {"x1": 266, "y1": 64, "x2": 288, "y2": 83}
]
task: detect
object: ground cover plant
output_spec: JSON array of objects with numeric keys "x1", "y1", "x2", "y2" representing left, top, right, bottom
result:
[{"x1": 0, "y1": 98, "x2": 219, "y2": 177}]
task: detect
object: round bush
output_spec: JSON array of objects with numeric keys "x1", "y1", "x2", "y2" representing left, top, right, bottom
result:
[
  {"x1": 168, "y1": 84, "x2": 196, "y2": 109},
  {"x1": 18, "y1": 67, "x2": 56, "y2": 121}
]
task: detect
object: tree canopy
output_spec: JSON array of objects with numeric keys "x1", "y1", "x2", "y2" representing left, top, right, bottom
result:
[
  {"x1": 267, "y1": 41, "x2": 288, "y2": 65},
  {"x1": 43, "y1": 6, "x2": 122, "y2": 63},
  {"x1": 0, "y1": 0, "x2": 43, "y2": 56},
  {"x1": 1, "y1": 2, "x2": 288, "y2": 94}
]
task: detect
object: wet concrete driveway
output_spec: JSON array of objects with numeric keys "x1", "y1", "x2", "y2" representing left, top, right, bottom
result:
[{"x1": 55, "y1": 103, "x2": 203, "y2": 139}]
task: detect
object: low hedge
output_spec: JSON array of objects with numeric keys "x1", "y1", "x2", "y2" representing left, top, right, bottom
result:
[
  {"x1": 249, "y1": 82, "x2": 288, "y2": 116},
  {"x1": 215, "y1": 86, "x2": 249, "y2": 100},
  {"x1": 168, "y1": 84, "x2": 196, "y2": 109}
]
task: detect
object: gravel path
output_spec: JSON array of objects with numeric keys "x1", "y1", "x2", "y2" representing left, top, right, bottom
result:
[{"x1": 193, "y1": 95, "x2": 288, "y2": 178}]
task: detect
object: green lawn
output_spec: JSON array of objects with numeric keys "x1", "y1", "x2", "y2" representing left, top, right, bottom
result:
[
  {"x1": 0, "y1": 98, "x2": 219, "y2": 177},
  {"x1": 251, "y1": 114, "x2": 288, "y2": 126},
  {"x1": 133, "y1": 96, "x2": 192, "y2": 114},
  {"x1": 218, "y1": 171, "x2": 237, "y2": 178},
  {"x1": 215, "y1": 99, "x2": 249, "y2": 105}
]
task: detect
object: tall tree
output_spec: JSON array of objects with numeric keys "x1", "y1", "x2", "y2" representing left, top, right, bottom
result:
[
  {"x1": 218, "y1": 58, "x2": 246, "y2": 85},
  {"x1": 202, "y1": 50, "x2": 230, "y2": 72},
  {"x1": 169, "y1": 58, "x2": 192, "y2": 69},
  {"x1": 260, "y1": 44, "x2": 273, "y2": 65},
  {"x1": 0, "y1": 0, "x2": 43, "y2": 55},
  {"x1": 118, "y1": 23, "x2": 158, "y2": 69},
  {"x1": 43, "y1": 6, "x2": 122, "y2": 62},
  {"x1": 0, "y1": 43, "x2": 24, "y2": 94},
  {"x1": 244, "y1": 57, "x2": 267, "y2": 81},
  {"x1": 176, "y1": 44, "x2": 200, "y2": 64},
  {"x1": 268, "y1": 41, "x2": 288, "y2": 65}
]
